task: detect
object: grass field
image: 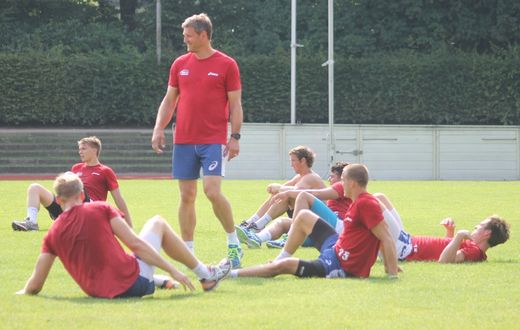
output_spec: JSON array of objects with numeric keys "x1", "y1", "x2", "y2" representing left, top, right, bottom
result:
[{"x1": 0, "y1": 179, "x2": 519, "y2": 329}]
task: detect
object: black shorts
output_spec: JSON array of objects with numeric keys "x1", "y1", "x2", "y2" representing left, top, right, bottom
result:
[
  {"x1": 308, "y1": 218, "x2": 337, "y2": 250},
  {"x1": 115, "y1": 275, "x2": 155, "y2": 298},
  {"x1": 45, "y1": 199, "x2": 63, "y2": 220},
  {"x1": 295, "y1": 259, "x2": 327, "y2": 278},
  {"x1": 45, "y1": 191, "x2": 90, "y2": 221}
]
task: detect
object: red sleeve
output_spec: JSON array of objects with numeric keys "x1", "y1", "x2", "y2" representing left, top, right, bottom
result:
[
  {"x1": 226, "y1": 59, "x2": 241, "y2": 92},
  {"x1": 359, "y1": 198, "x2": 384, "y2": 230},
  {"x1": 331, "y1": 182, "x2": 344, "y2": 198},
  {"x1": 168, "y1": 59, "x2": 179, "y2": 88},
  {"x1": 41, "y1": 232, "x2": 55, "y2": 255},
  {"x1": 460, "y1": 241, "x2": 487, "y2": 262},
  {"x1": 103, "y1": 166, "x2": 119, "y2": 191}
]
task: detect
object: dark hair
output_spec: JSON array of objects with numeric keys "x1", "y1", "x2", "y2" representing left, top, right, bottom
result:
[
  {"x1": 344, "y1": 164, "x2": 369, "y2": 188},
  {"x1": 182, "y1": 13, "x2": 213, "y2": 40},
  {"x1": 486, "y1": 215, "x2": 510, "y2": 247},
  {"x1": 289, "y1": 146, "x2": 315, "y2": 168},
  {"x1": 330, "y1": 161, "x2": 349, "y2": 176}
]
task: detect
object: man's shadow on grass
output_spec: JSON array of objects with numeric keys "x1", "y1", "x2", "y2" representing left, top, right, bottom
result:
[{"x1": 32, "y1": 290, "x2": 216, "y2": 304}]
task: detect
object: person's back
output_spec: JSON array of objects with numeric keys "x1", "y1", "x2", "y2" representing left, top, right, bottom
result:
[{"x1": 43, "y1": 201, "x2": 139, "y2": 298}]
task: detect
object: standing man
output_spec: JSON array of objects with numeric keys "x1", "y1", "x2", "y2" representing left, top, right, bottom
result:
[{"x1": 152, "y1": 13, "x2": 243, "y2": 268}]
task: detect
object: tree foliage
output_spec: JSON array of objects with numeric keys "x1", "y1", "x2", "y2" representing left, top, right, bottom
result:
[{"x1": 1, "y1": 0, "x2": 520, "y2": 126}]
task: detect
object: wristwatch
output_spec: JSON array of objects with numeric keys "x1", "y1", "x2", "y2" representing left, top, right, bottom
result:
[{"x1": 230, "y1": 133, "x2": 241, "y2": 140}]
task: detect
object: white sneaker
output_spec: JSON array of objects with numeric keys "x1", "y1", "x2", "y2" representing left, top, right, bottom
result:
[{"x1": 199, "y1": 258, "x2": 231, "y2": 292}]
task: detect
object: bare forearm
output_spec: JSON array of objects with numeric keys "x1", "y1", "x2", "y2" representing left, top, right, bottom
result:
[
  {"x1": 381, "y1": 238, "x2": 398, "y2": 276},
  {"x1": 229, "y1": 103, "x2": 243, "y2": 134},
  {"x1": 438, "y1": 237, "x2": 463, "y2": 263}
]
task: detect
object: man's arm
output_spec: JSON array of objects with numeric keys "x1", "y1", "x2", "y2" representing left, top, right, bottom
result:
[
  {"x1": 110, "y1": 216, "x2": 195, "y2": 290},
  {"x1": 225, "y1": 89, "x2": 243, "y2": 161},
  {"x1": 438, "y1": 230, "x2": 469, "y2": 263},
  {"x1": 371, "y1": 221, "x2": 399, "y2": 277},
  {"x1": 440, "y1": 218, "x2": 455, "y2": 238},
  {"x1": 274, "y1": 187, "x2": 340, "y2": 204},
  {"x1": 152, "y1": 86, "x2": 178, "y2": 154},
  {"x1": 17, "y1": 253, "x2": 56, "y2": 295},
  {"x1": 110, "y1": 188, "x2": 133, "y2": 228}
]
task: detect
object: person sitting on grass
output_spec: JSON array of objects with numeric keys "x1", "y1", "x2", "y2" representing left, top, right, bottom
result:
[
  {"x1": 17, "y1": 172, "x2": 231, "y2": 298},
  {"x1": 374, "y1": 193, "x2": 510, "y2": 263},
  {"x1": 12, "y1": 136, "x2": 132, "y2": 231},
  {"x1": 236, "y1": 161, "x2": 350, "y2": 249},
  {"x1": 228, "y1": 164, "x2": 399, "y2": 279},
  {"x1": 238, "y1": 146, "x2": 326, "y2": 232}
]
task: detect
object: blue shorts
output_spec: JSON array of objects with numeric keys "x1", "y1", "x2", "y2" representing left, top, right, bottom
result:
[
  {"x1": 302, "y1": 198, "x2": 342, "y2": 247},
  {"x1": 317, "y1": 234, "x2": 344, "y2": 277},
  {"x1": 173, "y1": 144, "x2": 225, "y2": 179},
  {"x1": 115, "y1": 275, "x2": 155, "y2": 298}
]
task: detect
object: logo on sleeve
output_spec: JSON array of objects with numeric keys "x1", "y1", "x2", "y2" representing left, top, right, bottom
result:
[
  {"x1": 207, "y1": 72, "x2": 219, "y2": 77},
  {"x1": 180, "y1": 69, "x2": 189, "y2": 76}
]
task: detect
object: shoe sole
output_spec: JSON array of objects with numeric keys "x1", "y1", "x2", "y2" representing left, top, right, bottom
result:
[
  {"x1": 12, "y1": 223, "x2": 28, "y2": 231},
  {"x1": 235, "y1": 226, "x2": 261, "y2": 249},
  {"x1": 266, "y1": 242, "x2": 284, "y2": 249}
]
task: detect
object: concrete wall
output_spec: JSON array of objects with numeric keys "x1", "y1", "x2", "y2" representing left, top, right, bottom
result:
[
  {"x1": 1, "y1": 124, "x2": 518, "y2": 180},
  {"x1": 226, "y1": 124, "x2": 520, "y2": 180}
]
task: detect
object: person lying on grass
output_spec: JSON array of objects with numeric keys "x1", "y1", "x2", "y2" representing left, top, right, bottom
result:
[
  {"x1": 229, "y1": 164, "x2": 399, "y2": 280},
  {"x1": 17, "y1": 172, "x2": 230, "y2": 298},
  {"x1": 374, "y1": 193, "x2": 510, "y2": 263}
]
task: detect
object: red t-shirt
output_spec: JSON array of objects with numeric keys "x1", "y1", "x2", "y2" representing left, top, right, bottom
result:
[
  {"x1": 71, "y1": 163, "x2": 119, "y2": 201},
  {"x1": 335, "y1": 192, "x2": 384, "y2": 278},
  {"x1": 168, "y1": 51, "x2": 241, "y2": 144},
  {"x1": 327, "y1": 182, "x2": 351, "y2": 220},
  {"x1": 41, "y1": 202, "x2": 139, "y2": 298},
  {"x1": 405, "y1": 236, "x2": 487, "y2": 262}
]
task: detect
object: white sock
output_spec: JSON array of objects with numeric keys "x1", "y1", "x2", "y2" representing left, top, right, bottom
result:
[
  {"x1": 391, "y1": 208, "x2": 404, "y2": 230},
  {"x1": 256, "y1": 230, "x2": 272, "y2": 242},
  {"x1": 255, "y1": 214, "x2": 272, "y2": 230},
  {"x1": 184, "y1": 240, "x2": 194, "y2": 253},
  {"x1": 227, "y1": 231, "x2": 240, "y2": 245},
  {"x1": 229, "y1": 270, "x2": 239, "y2": 278},
  {"x1": 275, "y1": 250, "x2": 292, "y2": 261},
  {"x1": 191, "y1": 262, "x2": 210, "y2": 279},
  {"x1": 246, "y1": 214, "x2": 260, "y2": 224},
  {"x1": 153, "y1": 274, "x2": 170, "y2": 287},
  {"x1": 27, "y1": 207, "x2": 38, "y2": 224}
]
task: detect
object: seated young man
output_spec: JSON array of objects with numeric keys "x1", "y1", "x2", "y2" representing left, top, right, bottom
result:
[
  {"x1": 239, "y1": 146, "x2": 326, "y2": 232},
  {"x1": 229, "y1": 164, "x2": 399, "y2": 279},
  {"x1": 374, "y1": 193, "x2": 510, "y2": 263},
  {"x1": 12, "y1": 136, "x2": 132, "y2": 231},
  {"x1": 17, "y1": 172, "x2": 231, "y2": 298},
  {"x1": 236, "y1": 161, "x2": 350, "y2": 249}
]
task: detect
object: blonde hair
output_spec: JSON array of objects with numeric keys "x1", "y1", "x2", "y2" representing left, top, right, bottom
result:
[
  {"x1": 78, "y1": 136, "x2": 102, "y2": 156},
  {"x1": 53, "y1": 172, "x2": 83, "y2": 200},
  {"x1": 182, "y1": 13, "x2": 213, "y2": 40}
]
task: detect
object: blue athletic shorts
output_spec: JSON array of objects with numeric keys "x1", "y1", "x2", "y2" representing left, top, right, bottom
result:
[
  {"x1": 115, "y1": 275, "x2": 155, "y2": 298},
  {"x1": 317, "y1": 234, "x2": 344, "y2": 277},
  {"x1": 173, "y1": 144, "x2": 225, "y2": 179}
]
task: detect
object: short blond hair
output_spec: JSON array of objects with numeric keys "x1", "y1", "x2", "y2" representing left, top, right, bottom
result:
[
  {"x1": 78, "y1": 136, "x2": 102, "y2": 156},
  {"x1": 182, "y1": 13, "x2": 213, "y2": 40},
  {"x1": 53, "y1": 172, "x2": 83, "y2": 200}
]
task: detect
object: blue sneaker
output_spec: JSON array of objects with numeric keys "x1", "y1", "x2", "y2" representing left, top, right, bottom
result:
[
  {"x1": 266, "y1": 233, "x2": 288, "y2": 249},
  {"x1": 227, "y1": 244, "x2": 243, "y2": 269},
  {"x1": 235, "y1": 225, "x2": 262, "y2": 249}
]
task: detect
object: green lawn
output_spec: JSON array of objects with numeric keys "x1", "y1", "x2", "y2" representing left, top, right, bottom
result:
[{"x1": 0, "y1": 179, "x2": 518, "y2": 329}]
